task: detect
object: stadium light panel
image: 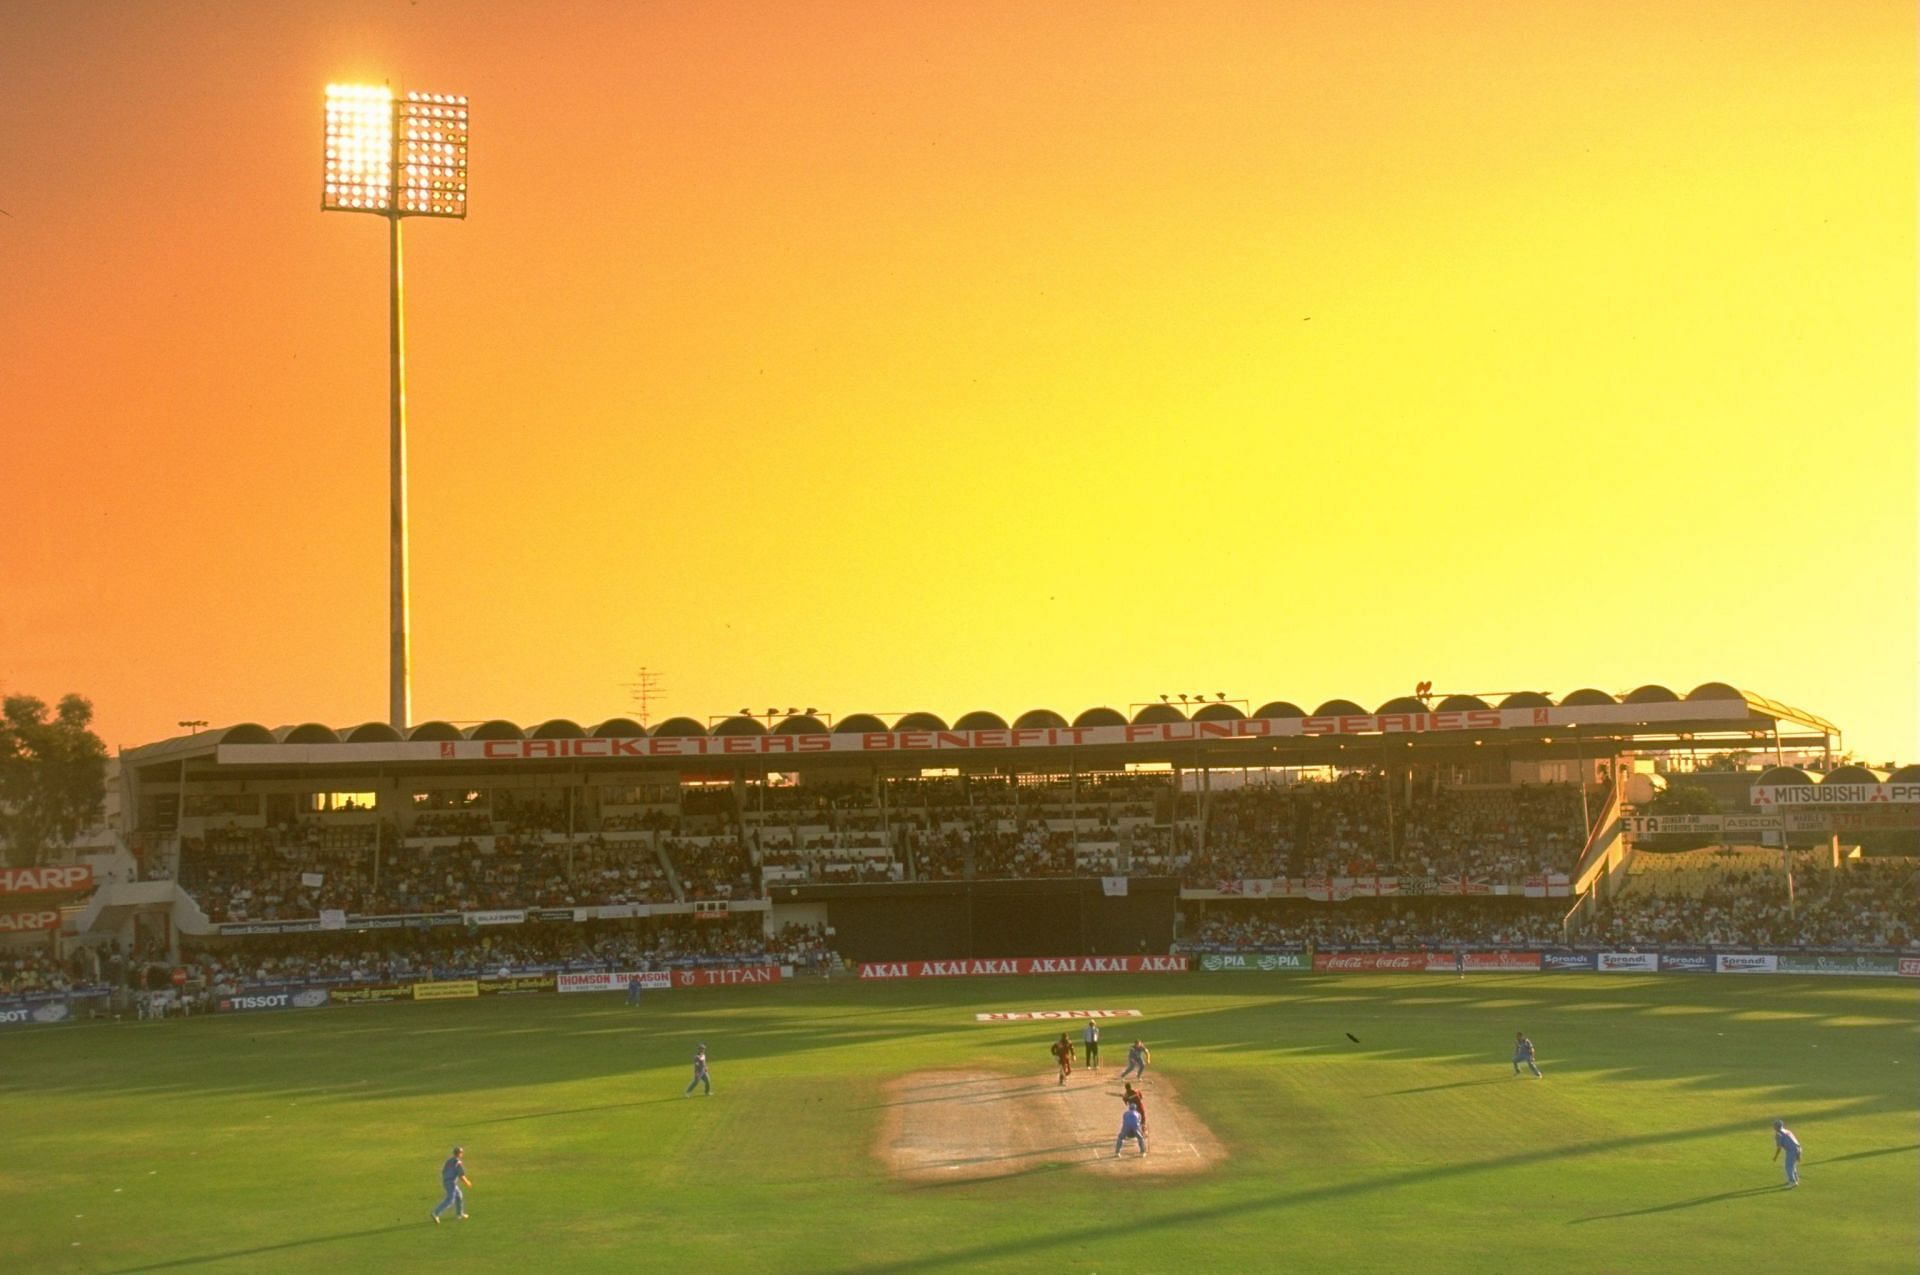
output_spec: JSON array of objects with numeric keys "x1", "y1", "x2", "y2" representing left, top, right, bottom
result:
[{"x1": 322, "y1": 85, "x2": 469, "y2": 219}]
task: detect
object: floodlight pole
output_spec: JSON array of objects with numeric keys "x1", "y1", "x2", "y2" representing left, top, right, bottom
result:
[{"x1": 388, "y1": 207, "x2": 411, "y2": 731}]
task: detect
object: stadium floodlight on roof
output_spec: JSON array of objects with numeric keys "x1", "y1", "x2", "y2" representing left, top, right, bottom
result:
[{"x1": 320, "y1": 84, "x2": 470, "y2": 729}]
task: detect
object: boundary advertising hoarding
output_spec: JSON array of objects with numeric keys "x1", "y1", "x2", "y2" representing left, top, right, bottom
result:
[
  {"x1": 1597, "y1": 952, "x2": 1660, "y2": 972},
  {"x1": 0, "y1": 992, "x2": 94, "y2": 1029},
  {"x1": 1715, "y1": 954, "x2": 1778, "y2": 974},
  {"x1": 1775, "y1": 953, "x2": 1901, "y2": 977},
  {"x1": 411, "y1": 980, "x2": 479, "y2": 1001},
  {"x1": 1312, "y1": 952, "x2": 1428, "y2": 972},
  {"x1": 1461, "y1": 951, "x2": 1544, "y2": 971},
  {"x1": 478, "y1": 974, "x2": 555, "y2": 995},
  {"x1": 1196, "y1": 953, "x2": 1310, "y2": 972},
  {"x1": 215, "y1": 986, "x2": 330, "y2": 1014},
  {"x1": 556, "y1": 971, "x2": 673, "y2": 994},
  {"x1": 858, "y1": 955, "x2": 1188, "y2": 979}
]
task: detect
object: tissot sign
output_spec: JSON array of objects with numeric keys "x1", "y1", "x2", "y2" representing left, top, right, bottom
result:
[{"x1": 213, "y1": 699, "x2": 1751, "y2": 764}]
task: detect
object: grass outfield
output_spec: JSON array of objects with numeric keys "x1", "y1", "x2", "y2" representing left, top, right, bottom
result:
[{"x1": 2, "y1": 973, "x2": 1915, "y2": 1274}]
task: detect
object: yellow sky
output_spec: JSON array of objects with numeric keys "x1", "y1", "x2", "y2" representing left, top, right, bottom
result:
[{"x1": 0, "y1": 1, "x2": 1913, "y2": 761}]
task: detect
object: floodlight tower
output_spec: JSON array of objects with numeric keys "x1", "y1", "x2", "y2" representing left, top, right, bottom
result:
[{"x1": 321, "y1": 84, "x2": 469, "y2": 729}]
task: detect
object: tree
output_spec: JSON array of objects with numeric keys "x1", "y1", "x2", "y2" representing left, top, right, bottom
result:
[{"x1": 0, "y1": 694, "x2": 108, "y2": 867}]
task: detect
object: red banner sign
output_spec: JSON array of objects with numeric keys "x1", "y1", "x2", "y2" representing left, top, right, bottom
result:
[
  {"x1": 1312, "y1": 952, "x2": 1428, "y2": 971},
  {"x1": 1900, "y1": 958, "x2": 1920, "y2": 978},
  {"x1": 0, "y1": 909, "x2": 62, "y2": 933},
  {"x1": 0, "y1": 865, "x2": 92, "y2": 895},
  {"x1": 1461, "y1": 951, "x2": 1543, "y2": 971},
  {"x1": 858, "y1": 955, "x2": 1189, "y2": 979}
]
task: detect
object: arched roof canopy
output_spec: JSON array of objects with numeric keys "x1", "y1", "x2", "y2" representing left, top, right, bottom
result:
[
  {"x1": 591, "y1": 718, "x2": 647, "y2": 738},
  {"x1": 651, "y1": 716, "x2": 708, "y2": 738},
  {"x1": 1073, "y1": 707, "x2": 1127, "y2": 728},
  {"x1": 1756, "y1": 765, "x2": 1814, "y2": 787},
  {"x1": 954, "y1": 710, "x2": 1009, "y2": 731},
  {"x1": 1014, "y1": 709, "x2": 1069, "y2": 729},
  {"x1": 1436, "y1": 695, "x2": 1489, "y2": 712},
  {"x1": 1498, "y1": 692, "x2": 1552, "y2": 709},
  {"x1": 408, "y1": 721, "x2": 463, "y2": 742},
  {"x1": 344, "y1": 722, "x2": 403, "y2": 743},
  {"x1": 281, "y1": 723, "x2": 340, "y2": 744},
  {"x1": 468, "y1": 720, "x2": 524, "y2": 741},
  {"x1": 774, "y1": 715, "x2": 828, "y2": 736},
  {"x1": 1312, "y1": 699, "x2": 1366, "y2": 718},
  {"x1": 1888, "y1": 764, "x2": 1920, "y2": 784},
  {"x1": 712, "y1": 716, "x2": 768, "y2": 737},
  {"x1": 1624, "y1": 684, "x2": 1679, "y2": 704},
  {"x1": 1132, "y1": 704, "x2": 1187, "y2": 725},
  {"x1": 834, "y1": 714, "x2": 888, "y2": 734},
  {"x1": 1193, "y1": 702, "x2": 1245, "y2": 722},
  {"x1": 1253, "y1": 701, "x2": 1307, "y2": 720},
  {"x1": 531, "y1": 719, "x2": 585, "y2": 739},
  {"x1": 1559, "y1": 688, "x2": 1617, "y2": 707},
  {"x1": 219, "y1": 723, "x2": 275, "y2": 745},
  {"x1": 894, "y1": 712, "x2": 947, "y2": 732},
  {"x1": 1685, "y1": 682, "x2": 1744, "y2": 701},
  {"x1": 1823, "y1": 765, "x2": 1887, "y2": 785},
  {"x1": 1376, "y1": 696, "x2": 1427, "y2": 715}
]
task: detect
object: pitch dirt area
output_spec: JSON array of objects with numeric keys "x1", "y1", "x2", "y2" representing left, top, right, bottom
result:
[{"x1": 876, "y1": 1067, "x2": 1224, "y2": 1182}]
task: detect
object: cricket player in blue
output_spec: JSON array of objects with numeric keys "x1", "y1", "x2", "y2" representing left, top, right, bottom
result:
[
  {"x1": 431, "y1": 1146, "x2": 470, "y2": 1223},
  {"x1": 627, "y1": 975, "x2": 643, "y2": 1007},
  {"x1": 1113, "y1": 1103, "x2": 1148, "y2": 1157},
  {"x1": 1456, "y1": 949, "x2": 1466, "y2": 980},
  {"x1": 1119, "y1": 1039, "x2": 1150, "y2": 1080},
  {"x1": 1513, "y1": 1032, "x2": 1541, "y2": 1078},
  {"x1": 685, "y1": 1043, "x2": 711, "y2": 1096},
  {"x1": 1772, "y1": 1120, "x2": 1802, "y2": 1187}
]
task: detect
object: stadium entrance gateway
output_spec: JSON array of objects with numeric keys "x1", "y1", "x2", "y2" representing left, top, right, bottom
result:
[{"x1": 73, "y1": 681, "x2": 1850, "y2": 966}]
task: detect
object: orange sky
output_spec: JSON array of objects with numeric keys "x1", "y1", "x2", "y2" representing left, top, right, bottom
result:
[{"x1": 1, "y1": 1, "x2": 1914, "y2": 762}]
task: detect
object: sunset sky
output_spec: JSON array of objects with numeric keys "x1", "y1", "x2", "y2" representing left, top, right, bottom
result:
[{"x1": 1, "y1": 1, "x2": 1913, "y2": 761}]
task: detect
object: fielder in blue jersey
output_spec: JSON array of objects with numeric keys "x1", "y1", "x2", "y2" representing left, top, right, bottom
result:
[
  {"x1": 431, "y1": 1146, "x2": 470, "y2": 1223},
  {"x1": 1119, "y1": 1039, "x2": 1150, "y2": 1080},
  {"x1": 685, "y1": 1043, "x2": 711, "y2": 1096},
  {"x1": 1513, "y1": 1032, "x2": 1541, "y2": 1078},
  {"x1": 1114, "y1": 1103, "x2": 1147, "y2": 1157},
  {"x1": 627, "y1": 975, "x2": 643, "y2": 1007},
  {"x1": 1772, "y1": 1120, "x2": 1802, "y2": 1187}
]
